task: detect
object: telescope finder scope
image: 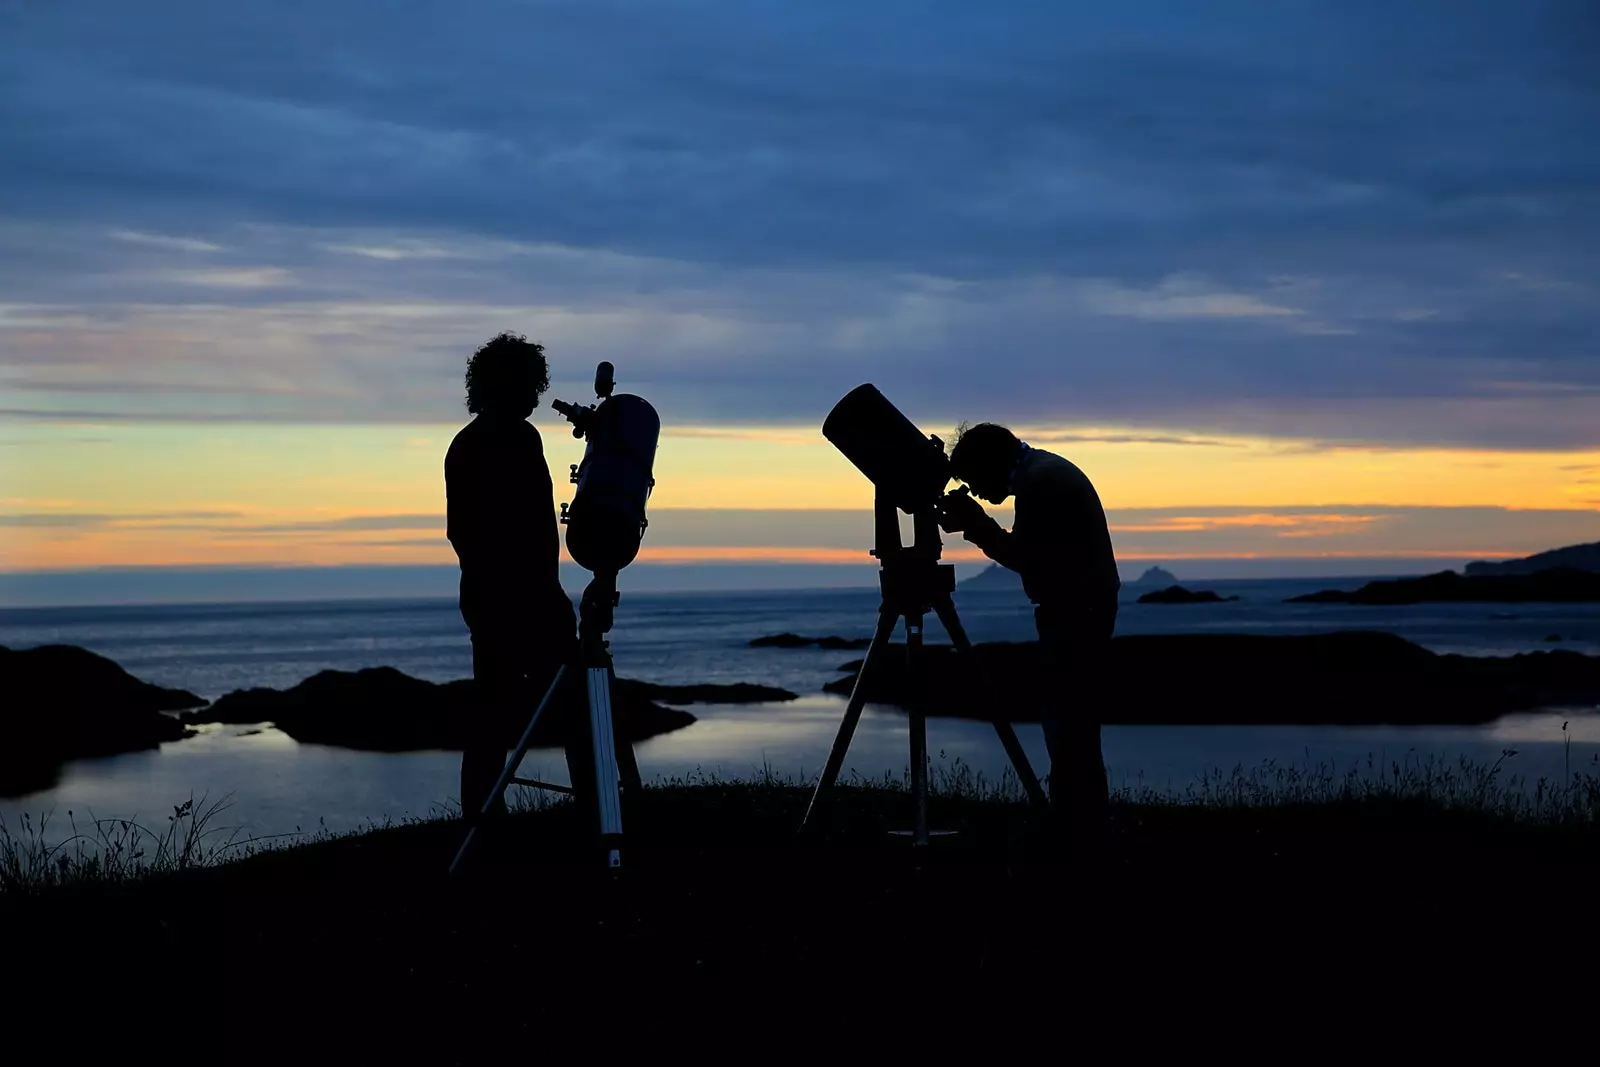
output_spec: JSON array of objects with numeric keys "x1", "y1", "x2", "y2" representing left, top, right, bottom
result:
[{"x1": 822, "y1": 384, "x2": 951, "y2": 515}]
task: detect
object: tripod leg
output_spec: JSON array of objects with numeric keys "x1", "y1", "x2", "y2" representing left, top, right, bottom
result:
[
  {"x1": 587, "y1": 666, "x2": 625, "y2": 869},
  {"x1": 614, "y1": 666, "x2": 644, "y2": 795},
  {"x1": 448, "y1": 663, "x2": 569, "y2": 877},
  {"x1": 905, "y1": 611, "x2": 930, "y2": 847},
  {"x1": 800, "y1": 605, "x2": 899, "y2": 832},
  {"x1": 932, "y1": 597, "x2": 1049, "y2": 809}
]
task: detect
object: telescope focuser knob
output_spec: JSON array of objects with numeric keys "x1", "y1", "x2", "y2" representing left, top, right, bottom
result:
[
  {"x1": 569, "y1": 463, "x2": 579, "y2": 484},
  {"x1": 559, "y1": 502, "x2": 570, "y2": 525}
]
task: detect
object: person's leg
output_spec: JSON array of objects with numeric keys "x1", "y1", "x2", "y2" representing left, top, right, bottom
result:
[
  {"x1": 1036, "y1": 601, "x2": 1114, "y2": 850},
  {"x1": 464, "y1": 628, "x2": 515, "y2": 822}
]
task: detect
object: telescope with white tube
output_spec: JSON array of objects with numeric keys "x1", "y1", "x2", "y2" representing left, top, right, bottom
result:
[{"x1": 450, "y1": 361, "x2": 660, "y2": 875}]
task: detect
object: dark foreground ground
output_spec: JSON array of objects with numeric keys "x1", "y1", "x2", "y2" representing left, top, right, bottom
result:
[{"x1": 7, "y1": 784, "x2": 1597, "y2": 1056}]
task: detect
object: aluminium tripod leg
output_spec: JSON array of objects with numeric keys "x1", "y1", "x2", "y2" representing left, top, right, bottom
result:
[
  {"x1": 905, "y1": 611, "x2": 930, "y2": 847},
  {"x1": 587, "y1": 665, "x2": 625, "y2": 868},
  {"x1": 800, "y1": 605, "x2": 900, "y2": 832},
  {"x1": 931, "y1": 596, "x2": 1049, "y2": 808},
  {"x1": 448, "y1": 663, "x2": 570, "y2": 877}
]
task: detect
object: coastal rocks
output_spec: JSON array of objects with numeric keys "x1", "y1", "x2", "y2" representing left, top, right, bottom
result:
[
  {"x1": 750, "y1": 633, "x2": 872, "y2": 651},
  {"x1": 1, "y1": 641, "x2": 799, "y2": 779},
  {"x1": 183, "y1": 668, "x2": 711, "y2": 752},
  {"x1": 821, "y1": 631, "x2": 1600, "y2": 726},
  {"x1": 183, "y1": 669, "x2": 794, "y2": 753},
  {"x1": 1136, "y1": 585, "x2": 1239, "y2": 605},
  {"x1": 1288, "y1": 568, "x2": 1600, "y2": 605},
  {"x1": 0, "y1": 644, "x2": 205, "y2": 798}
]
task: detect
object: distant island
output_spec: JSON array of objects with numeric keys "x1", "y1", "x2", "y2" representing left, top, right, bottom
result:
[
  {"x1": 1288, "y1": 568, "x2": 1600, "y2": 605},
  {"x1": 957, "y1": 563, "x2": 1022, "y2": 590},
  {"x1": 960, "y1": 563, "x2": 1177, "y2": 591},
  {"x1": 1136, "y1": 585, "x2": 1238, "y2": 605},
  {"x1": 1465, "y1": 540, "x2": 1600, "y2": 577},
  {"x1": 1129, "y1": 566, "x2": 1179, "y2": 588}
]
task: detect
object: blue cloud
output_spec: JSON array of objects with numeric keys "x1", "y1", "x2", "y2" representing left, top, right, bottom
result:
[{"x1": 0, "y1": 1, "x2": 1596, "y2": 447}]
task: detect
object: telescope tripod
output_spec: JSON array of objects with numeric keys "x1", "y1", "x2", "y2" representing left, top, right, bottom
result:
[
  {"x1": 801, "y1": 500, "x2": 1048, "y2": 844},
  {"x1": 448, "y1": 572, "x2": 642, "y2": 875}
]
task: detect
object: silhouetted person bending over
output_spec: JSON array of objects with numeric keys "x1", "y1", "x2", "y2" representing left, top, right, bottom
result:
[
  {"x1": 936, "y1": 423, "x2": 1120, "y2": 849},
  {"x1": 445, "y1": 332, "x2": 582, "y2": 823}
]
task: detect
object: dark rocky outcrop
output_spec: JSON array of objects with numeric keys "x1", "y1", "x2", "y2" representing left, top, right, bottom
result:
[
  {"x1": 1465, "y1": 541, "x2": 1600, "y2": 577},
  {"x1": 0, "y1": 644, "x2": 205, "y2": 797},
  {"x1": 1136, "y1": 585, "x2": 1238, "y2": 605},
  {"x1": 181, "y1": 670, "x2": 797, "y2": 752},
  {"x1": 1288, "y1": 568, "x2": 1600, "y2": 604},
  {"x1": 750, "y1": 633, "x2": 872, "y2": 651},
  {"x1": 181, "y1": 668, "x2": 716, "y2": 752},
  {"x1": 822, "y1": 631, "x2": 1600, "y2": 725}
]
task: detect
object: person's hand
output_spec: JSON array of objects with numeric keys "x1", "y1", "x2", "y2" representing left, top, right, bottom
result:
[{"x1": 936, "y1": 487, "x2": 986, "y2": 534}]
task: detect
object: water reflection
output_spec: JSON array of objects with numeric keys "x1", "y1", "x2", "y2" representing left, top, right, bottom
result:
[{"x1": 3, "y1": 698, "x2": 1596, "y2": 849}]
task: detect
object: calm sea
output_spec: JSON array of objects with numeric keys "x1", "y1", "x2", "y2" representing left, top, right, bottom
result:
[{"x1": 3, "y1": 577, "x2": 1598, "y2": 843}]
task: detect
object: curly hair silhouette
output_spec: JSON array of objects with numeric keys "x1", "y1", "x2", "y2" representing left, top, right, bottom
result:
[{"x1": 464, "y1": 332, "x2": 551, "y2": 415}]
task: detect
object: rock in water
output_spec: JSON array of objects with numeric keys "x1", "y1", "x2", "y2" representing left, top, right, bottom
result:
[
  {"x1": 0, "y1": 644, "x2": 205, "y2": 798},
  {"x1": 749, "y1": 633, "x2": 872, "y2": 651},
  {"x1": 820, "y1": 632, "x2": 1600, "y2": 726},
  {"x1": 1136, "y1": 585, "x2": 1238, "y2": 604},
  {"x1": 184, "y1": 666, "x2": 756, "y2": 752}
]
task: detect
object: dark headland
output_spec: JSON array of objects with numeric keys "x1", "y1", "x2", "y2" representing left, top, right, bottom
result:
[
  {"x1": 1465, "y1": 539, "x2": 1600, "y2": 576},
  {"x1": 822, "y1": 631, "x2": 1600, "y2": 724},
  {"x1": 1289, "y1": 567, "x2": 1600, "y2": 604},
  {"x1": 0, "y1": 644, "x2": 204, "y2": 797}
]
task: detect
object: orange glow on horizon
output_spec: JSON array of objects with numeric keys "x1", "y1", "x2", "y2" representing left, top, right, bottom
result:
[{"x1": 3, "y1": 420, "x2": 1598, "y2": 571}]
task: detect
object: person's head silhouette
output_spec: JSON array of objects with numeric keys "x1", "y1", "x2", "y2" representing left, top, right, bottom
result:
[
  {"x1": 949, "y1": 422, "x2": 1023, "y2": 505},
  {"x1": 464, "y1": 332, "x2": 551, "y2": 420}
]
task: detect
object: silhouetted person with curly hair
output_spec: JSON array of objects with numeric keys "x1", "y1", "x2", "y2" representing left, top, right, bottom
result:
[
  {"x1": 937, "y1": 422, "x2": 1120, "y2": 852},
  {"x1": 445, "y1": 332, "x2": 584, "y2": 824}
]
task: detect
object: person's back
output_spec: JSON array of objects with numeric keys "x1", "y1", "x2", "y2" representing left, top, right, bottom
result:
[
  {"x1": 938, "y1": 422, "x2": 1119, "y2": 851},
  {"x1": 1007, "y1": 446, "x2": 1120, "y2": 608},
  {"x1": 446, "y1": 413, "x2": 562, "y2": 627}
]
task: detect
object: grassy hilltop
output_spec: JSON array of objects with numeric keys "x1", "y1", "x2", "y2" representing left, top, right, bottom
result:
[{"x1": 5, "y1": 755, "x2": 1597, "y2": 1049}]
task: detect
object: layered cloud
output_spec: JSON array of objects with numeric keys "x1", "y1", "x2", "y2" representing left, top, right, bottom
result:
[
  {"x1": 0, "y1": 2, "x2": 1595, "y2": 448},
  {"x1": 5, "y1": 504, "x2": 1598, "y2": 572}
]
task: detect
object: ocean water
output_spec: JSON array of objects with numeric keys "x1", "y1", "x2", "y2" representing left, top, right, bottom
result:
[{"x1": 3, "y1": 577, "x2": 1598, "y2": 844}]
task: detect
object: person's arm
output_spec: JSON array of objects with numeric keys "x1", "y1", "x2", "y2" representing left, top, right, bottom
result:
[
  {"x1": 963, "y1": 511, "x2": 1023, "y2": 571},
  {"x1": 444, "y1": 436, "x2": 481, "y2": 564}
]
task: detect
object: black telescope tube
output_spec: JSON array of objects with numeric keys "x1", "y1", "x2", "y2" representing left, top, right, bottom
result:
[
  {"x1": 822, "y1": 384, "x2": 951, "y2": 514},
  {"x1": 564, "y1": 393, "x2": 660, "y2": 573}
]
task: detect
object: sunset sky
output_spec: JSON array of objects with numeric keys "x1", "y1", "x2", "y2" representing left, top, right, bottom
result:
[{"x1": 3, "y1": 2, "x2": 1598, "y2": 596}]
